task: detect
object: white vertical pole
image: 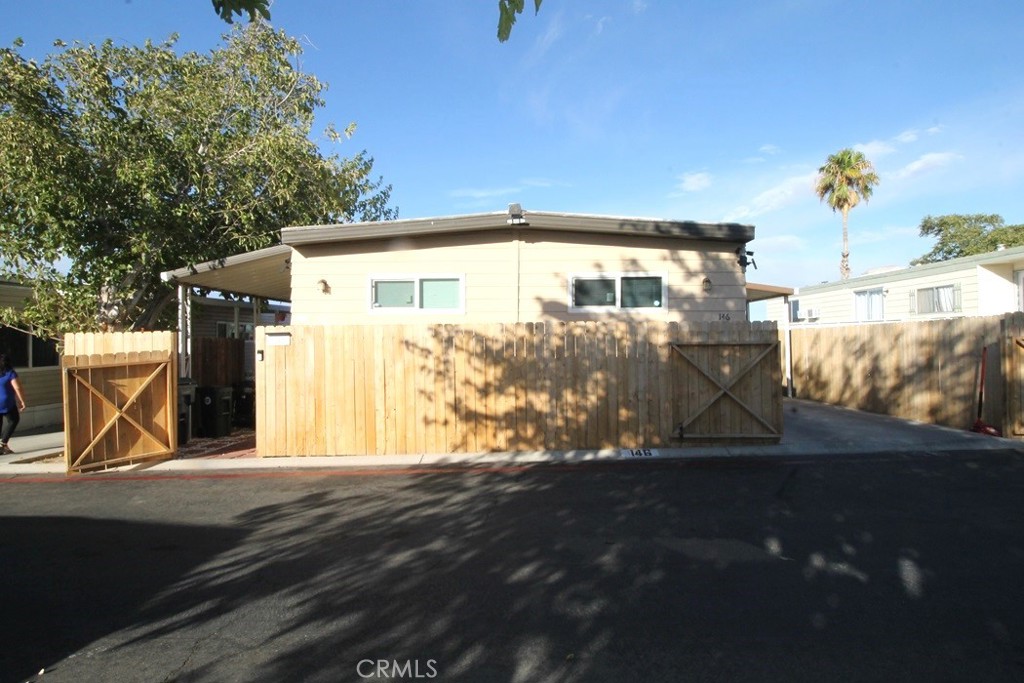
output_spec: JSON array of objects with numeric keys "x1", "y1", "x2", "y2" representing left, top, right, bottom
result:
[
  {"x1": 178, "y1": 284, "x2": 193, "y2": 380},
  {"x1": 782, "y1": 295, "x2": 793, "y2": 398}
]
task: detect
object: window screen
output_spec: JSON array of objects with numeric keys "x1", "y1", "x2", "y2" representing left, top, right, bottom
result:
[
  {"x1": 373, "y1": 280, "x2": 415, "y2": 308},
  {"x1": 621, "y1": 276, "x2": 662, "y2": 308},
  {"x1": 0, "y1": 326, "x2": 29, "y2": 367},
  {"x1": 916, "y1": 285, "x2": 958, "y2": 314},
  {"x1": 573, "y1": 278, "x2": 616, "y2": 307},
  {"x1": 420, "y1": 278, "x2": 460, "y2": 309},
  {"x1": 855, "y1": 288, "x2": 884, "y2": 321}
]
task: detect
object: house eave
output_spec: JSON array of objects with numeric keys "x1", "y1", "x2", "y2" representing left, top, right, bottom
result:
[{"x1": 281, "y1": 210, "x2": 755, "y2": 246}]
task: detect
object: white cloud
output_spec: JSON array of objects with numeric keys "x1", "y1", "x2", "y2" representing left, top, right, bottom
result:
[
  {"x1": 525, "y1": 11, "x2": 563, "y2": 65},
  {"x1": 677, "y1": 172, "x2": 712, "y2": 192},
  {"x1": 849, "y1": 225, "x2": 918, "y2": 245},
  {"x1": 632, "y1": 0, "x2": 649, "y2": 13},
  {"x1": 895, "y1": 129, "x2": 919, "y2": 144},
  {"x1": 449, "y1": 186, "x2": 522, "y2": 200},
  {"x1": 749, "y1": 233, "x2": 807, "y2": 252},
  {"x1": 926, "y1": 125, "x2": 943, "y2": 135},
  {"x1": 724, "y1": 172, "x2": 816, "y2": 221},
  {"x1": 892, "y1": 152, "x2": 962, "y2": 180},
  {"x1": 759, "y1": 144, "x2": 780, "y2": 155},
  {"x1": 855, "y1": 140, "x2": 896, "y2": 158}
]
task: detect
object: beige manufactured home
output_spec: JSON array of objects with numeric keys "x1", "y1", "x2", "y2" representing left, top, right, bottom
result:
[{"x1": 167, "y1": 207, "x2": 759, "y2": 324}]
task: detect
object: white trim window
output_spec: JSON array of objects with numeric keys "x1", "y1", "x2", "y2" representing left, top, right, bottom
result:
[
  {"x1": 569, "y1": 273, "x2": 667, "y2": 311},
  {"x1": 369, "y1": 274, "x2": 465, "y2": 313},
  {"x1": 0, "y1": 325, "x2": 59, "y2": 368},
  {"x1": 788, "y1": 298, "x2": 801, "y2": 322},
  {"x1": 216, "y1": 321, "x2": 255, "y2": 340},
  {"x1": 910, "y1": 284, "x2": 961, "y2": 315},
  {"x1": 854, "y1": 287, "x2": 884, "y2": 322}
]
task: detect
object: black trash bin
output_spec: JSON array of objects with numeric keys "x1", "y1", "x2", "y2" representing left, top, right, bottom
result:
[
  {"x1": 233, "y1": 381, "x2": 255, "y2": 427},
  {"x1": 198, "y1": 386, "x2": 234, "y2": 437},
  {"x1": 178, "y1": 380, "x2": 197, "y2": 446}
]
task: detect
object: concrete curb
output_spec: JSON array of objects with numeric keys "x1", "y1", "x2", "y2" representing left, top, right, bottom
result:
[{"x1": 2, "y1": 399, "x2": 1021, "y2": 476}]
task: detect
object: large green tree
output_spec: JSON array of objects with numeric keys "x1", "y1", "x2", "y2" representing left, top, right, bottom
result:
[
  {"x1": 0, "y1": 23, "x2": 395, "y2": 340},
  {"x1": 815, "y1": 148, "x2": 880, "y2": 280},
  {"x1": 912, "y1": 214, "x2": 1024, "y2": 264}
]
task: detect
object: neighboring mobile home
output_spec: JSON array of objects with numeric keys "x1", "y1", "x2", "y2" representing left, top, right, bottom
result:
[{"x1": 764, "y1": 244, "x2": 1024, "y2": 324}]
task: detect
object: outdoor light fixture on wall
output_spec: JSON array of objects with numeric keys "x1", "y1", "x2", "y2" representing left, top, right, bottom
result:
[
  {"x1": 317, "y1": 279, "x2": 331, "y2": 294},
  {"x1": 702, "y1": 277, "x2": 712, "y2": 292}
]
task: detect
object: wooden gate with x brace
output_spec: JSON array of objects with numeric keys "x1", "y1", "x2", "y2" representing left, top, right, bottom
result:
[
  {"x1": 670, "y1": 338, "x2": 782, "y2": 442},
  {"x1": 62, "y1": 332, "x2": 178, "y2": 473}
]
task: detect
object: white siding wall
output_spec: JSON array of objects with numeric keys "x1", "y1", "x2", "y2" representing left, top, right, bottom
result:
[
  {"x1": 765, "y1": 265, "x2": 981, "y2": 324},
  {"x1": 289, "y1": 230, "x2": 748, "y2": 325},
  {"x1": 978, "y1": 264, "x2": 1018, "y2": 315},
  {"x1": 289, "y1": 233, "x2": 519, "y2": 325}
]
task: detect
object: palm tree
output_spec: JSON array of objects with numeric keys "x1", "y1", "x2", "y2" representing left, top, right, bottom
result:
[{"x1": 816, "y1": 148, "x2": 880, "y2": 280}]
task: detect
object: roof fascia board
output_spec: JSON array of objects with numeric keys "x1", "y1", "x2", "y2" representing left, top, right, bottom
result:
[
  {"x1": 161, "y1": 244, "x2": 292, "y2": 282},
  {"x1": 282, "y1": 211, "x2": 754, "y2": 246}
]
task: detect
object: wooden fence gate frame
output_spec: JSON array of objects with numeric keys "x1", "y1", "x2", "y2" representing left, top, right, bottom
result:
[
  {"x1": 63, "y1": 332, "x2": 177, "y2": 473},
  {"x1": 1008, "y1": 323, "x2": 1024, "y2": 437},
  {"x1": 670, "y1": 339, "x2": 781, "y2": 440}
]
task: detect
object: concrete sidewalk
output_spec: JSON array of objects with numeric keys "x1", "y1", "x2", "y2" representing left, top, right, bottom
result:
[{"x1": 3, "y1": 398, "x2": 1021, "y2": 475}]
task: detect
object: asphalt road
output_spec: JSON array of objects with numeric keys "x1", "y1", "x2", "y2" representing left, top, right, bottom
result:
[{"x1": 2, "y1": 450, "x2": 1024, "y2": 682}]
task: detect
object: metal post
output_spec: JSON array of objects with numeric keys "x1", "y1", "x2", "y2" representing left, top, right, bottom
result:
[
  {"x1": 782, "y1": 294, "x2": 793, "y2": 398},
  {"x1": 177, "y1": 284, "x2": 193, "y2": 379}
]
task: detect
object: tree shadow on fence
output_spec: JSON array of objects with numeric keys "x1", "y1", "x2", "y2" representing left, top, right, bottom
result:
[{"x1": 789, "y1": 316, "x2": 1006, "y2": 431}]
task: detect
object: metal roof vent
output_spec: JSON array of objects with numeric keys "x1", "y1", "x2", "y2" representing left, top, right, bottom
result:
[{"x1": 507, "y1": 203, "x2": 528, "y2": 225}]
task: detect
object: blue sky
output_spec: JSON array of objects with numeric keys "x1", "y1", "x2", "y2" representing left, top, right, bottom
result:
[{"x1": 4, "y1": 1, "x2": 1024, "y2": 294}]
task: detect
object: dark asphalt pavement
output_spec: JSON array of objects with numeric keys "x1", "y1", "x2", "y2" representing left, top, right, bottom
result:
[{"x1": 1, "y1": 448, "x2": 1024, "y2": 682}]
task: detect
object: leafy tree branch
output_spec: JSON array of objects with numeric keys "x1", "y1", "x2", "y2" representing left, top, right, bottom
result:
[{"x1": 0, "y1": 23, "x2": 396, "y2": 340}]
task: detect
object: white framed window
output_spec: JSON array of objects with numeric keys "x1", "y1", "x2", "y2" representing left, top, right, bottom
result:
[
  {"x1": 569, "y1": 273, "x2": 667, "y2": 311},
  {"x1": 369, "y1": 274, "x2": 465, "y2": 313},
  {"x1": 910, "y1": 284, "x2": 961, "y2": 315},
  {"x1": 0, "y1": 325, "x2": 59, "y2": 368},
  {"x1": 216, "y1": 321, "x2": 255, "y2": 340},
  {"x1": 854, "y1": 287, "x2": 884, "y2": 322},
  {"x1": 788, "y1": 299, "x2": 801, "y2": 322}
]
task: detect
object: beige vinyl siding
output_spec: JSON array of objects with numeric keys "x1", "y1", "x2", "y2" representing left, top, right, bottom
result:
[
  {"x1": 289, "y1": 230, "x2": 748, "y2": 325},
  {"x1": 764, "y1": 297, "x2": 788, "y2": 322},
  {"x1": 17, "y1": 366, "x2": 61, "y2": 406},
  {"x1": 888, "y1": 268, "x2": 976, "y2": 319},
  {"x1": 289, "y1": 233, "x2": 518, "y2": 325},
  {"x1": 0, "y1": 283, "x2": 31, "y2": 310},
  {"x1": 518, "y1": 232, "x2": 744, "y2": 322}
]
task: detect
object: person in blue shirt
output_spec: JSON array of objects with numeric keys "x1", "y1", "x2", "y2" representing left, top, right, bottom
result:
[{"x1": 0, "y1": 353, "x2": 27, "y2": 454}]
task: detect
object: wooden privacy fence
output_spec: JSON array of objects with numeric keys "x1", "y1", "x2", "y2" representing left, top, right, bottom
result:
[
  {"x1": 63, "y1": 331, "x2": 177, "y2": 473},
  {"x1": 784, "y1": 312, "x2": 1024, "y2": 436},
  {"x1": 255, "y1": 322, "x2": 782, "y2": 457},
  {"x1": 192, "y1": 336, "x2": 246, "y2": 386},
  {"x1": 1007, "y1": 313, "x2": 1024, "y2": 437}
]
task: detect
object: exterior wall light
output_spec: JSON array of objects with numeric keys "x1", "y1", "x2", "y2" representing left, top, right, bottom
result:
[{"x1": 702, "y1": 277, "x2": 712, "y2": 292}]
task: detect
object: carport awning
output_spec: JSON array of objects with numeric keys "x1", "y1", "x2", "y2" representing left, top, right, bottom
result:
[
  {"x1": 746, "y1": 282, "x2": 793, "y2": 303},
  {"x1": 161, "y1": 244, "x2": 292, "y2": 301}
]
